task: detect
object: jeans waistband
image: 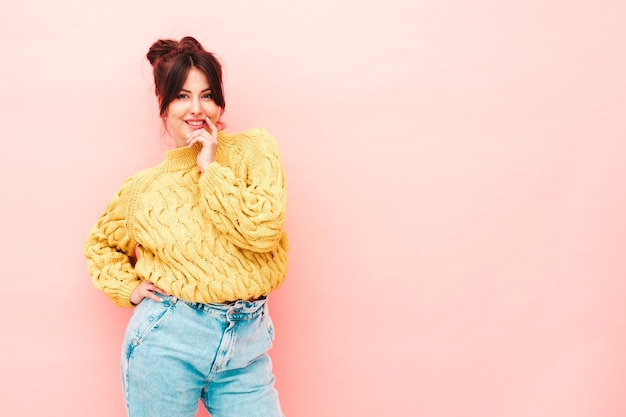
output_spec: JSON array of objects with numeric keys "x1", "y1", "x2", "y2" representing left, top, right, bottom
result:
[{"x1": 165, "y1": 295, "x2": 267, "y2": 319}]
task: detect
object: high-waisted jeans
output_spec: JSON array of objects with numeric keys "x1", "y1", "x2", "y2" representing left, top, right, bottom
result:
[{"x1": 120, "y1": 295, "x2": 284, "y2": 417}]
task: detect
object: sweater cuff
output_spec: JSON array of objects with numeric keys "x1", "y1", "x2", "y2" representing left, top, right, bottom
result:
[{"x1": 111, "y1": 280, "x2": 141, "y2": 308}]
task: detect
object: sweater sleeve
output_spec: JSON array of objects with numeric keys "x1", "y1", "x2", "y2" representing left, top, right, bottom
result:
[
  {"x1": 201, "y1": 128, "x2": 287, "y2": 252},
  {"x1": 83, "y1": 177, "x2": 140, "y2": 307}
]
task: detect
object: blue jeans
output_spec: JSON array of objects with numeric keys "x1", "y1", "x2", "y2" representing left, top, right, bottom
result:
[{"x1": 121, "y1": 295, "x2": 284, "y2": 417}]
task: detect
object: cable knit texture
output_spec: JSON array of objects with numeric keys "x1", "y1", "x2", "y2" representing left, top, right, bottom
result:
[{"x1": 84, "y1": 128, "x2": 289, "y2": 307}]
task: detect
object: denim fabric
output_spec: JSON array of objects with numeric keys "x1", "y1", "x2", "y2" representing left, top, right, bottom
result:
[{"x1": 121, "y1": 295, "x2": 283, "y2": 417}]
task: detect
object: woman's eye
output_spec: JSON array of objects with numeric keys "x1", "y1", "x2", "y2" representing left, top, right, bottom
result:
[
  {"x1": 177, "y1": 94, "x2": 189, "y2": 99},
  {"x1": 202, "y1": 93, "x2": 213, "y2": 99}
]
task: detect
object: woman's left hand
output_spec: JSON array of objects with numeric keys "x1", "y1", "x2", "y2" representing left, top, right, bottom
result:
[{"x1": 186, "y1": 116, "x2": 218, "y2": 172}]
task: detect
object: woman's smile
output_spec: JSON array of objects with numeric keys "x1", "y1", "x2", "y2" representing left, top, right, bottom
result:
[{"x1": 185, "y1": 119, "x2": 206, "y2": 130}]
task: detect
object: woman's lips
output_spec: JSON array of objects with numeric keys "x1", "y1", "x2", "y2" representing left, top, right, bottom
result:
[{"x1": 186, "y1": 120, "x2": 205, "y2": 130}]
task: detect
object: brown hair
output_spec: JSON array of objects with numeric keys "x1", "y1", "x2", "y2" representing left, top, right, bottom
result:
[{"x1": 147, "y1": 36, "x2": 225, "y2": 117}]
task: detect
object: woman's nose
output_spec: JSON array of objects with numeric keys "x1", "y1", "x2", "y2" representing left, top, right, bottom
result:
[{"x1": 190, "y1": 97, "x2": 201, "y2": 114}]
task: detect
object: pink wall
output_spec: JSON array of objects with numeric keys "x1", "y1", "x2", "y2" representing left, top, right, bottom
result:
[{"x1": 1, "y1": 0, "x2": 625, "y2": 416}]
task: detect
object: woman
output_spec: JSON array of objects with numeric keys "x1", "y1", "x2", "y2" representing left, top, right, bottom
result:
[{"x1": 84, "y1": 36, "x2": 289, "y2": 417}]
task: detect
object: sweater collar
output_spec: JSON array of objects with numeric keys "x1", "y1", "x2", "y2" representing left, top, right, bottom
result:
[
  {"x1": 162, "y1": 131, "x2": 237, "y2": 171},
  {"x1": 163, "y1": 143, "x2": 201, "y2": 171}
]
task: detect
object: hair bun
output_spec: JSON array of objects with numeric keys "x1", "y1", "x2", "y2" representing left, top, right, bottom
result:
[
  {"x1": 146, "y1": 39, "x2": 180, "y2": 66},
  {"x1": 179, "y1": 36, "x2": 202, "y2": 50},
  {"x1": 147, "y1": 37, "x2": 204, "y2": 66}
]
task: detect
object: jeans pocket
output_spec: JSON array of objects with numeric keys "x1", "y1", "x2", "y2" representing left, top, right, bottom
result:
[
  {"x1": 261, "y1": 310, "x2": 275, "y2": 345},
  {"x1": 124, "y1": 298, "x2": 175, "y2": 351}
]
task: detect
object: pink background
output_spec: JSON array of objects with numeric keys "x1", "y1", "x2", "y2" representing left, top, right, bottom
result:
[{"x1": 1, "y1": 0, "x2": 625, "y2": 416}]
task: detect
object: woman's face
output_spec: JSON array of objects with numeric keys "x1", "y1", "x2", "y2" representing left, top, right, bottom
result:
[{"x1": 166, "y1": 66, "x2": 221, "y2": 147}]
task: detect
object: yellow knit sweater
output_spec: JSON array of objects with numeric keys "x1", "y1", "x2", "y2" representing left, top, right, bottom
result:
[{"x1": 84, "y1": 128, "x2": 289, "y2": 307}]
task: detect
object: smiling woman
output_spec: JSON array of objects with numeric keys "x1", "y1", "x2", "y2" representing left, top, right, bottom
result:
[{"x1": 83, "y1": 36, "x2": 289, "y2": 417}]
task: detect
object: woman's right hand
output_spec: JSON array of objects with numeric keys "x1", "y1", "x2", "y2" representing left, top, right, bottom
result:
[
  {"x1": 130, "y1": 279, "x2": 169, "y2": 305},
  {"x1": 186, "y1": 116, "x2": 218, "y2": 173}
]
